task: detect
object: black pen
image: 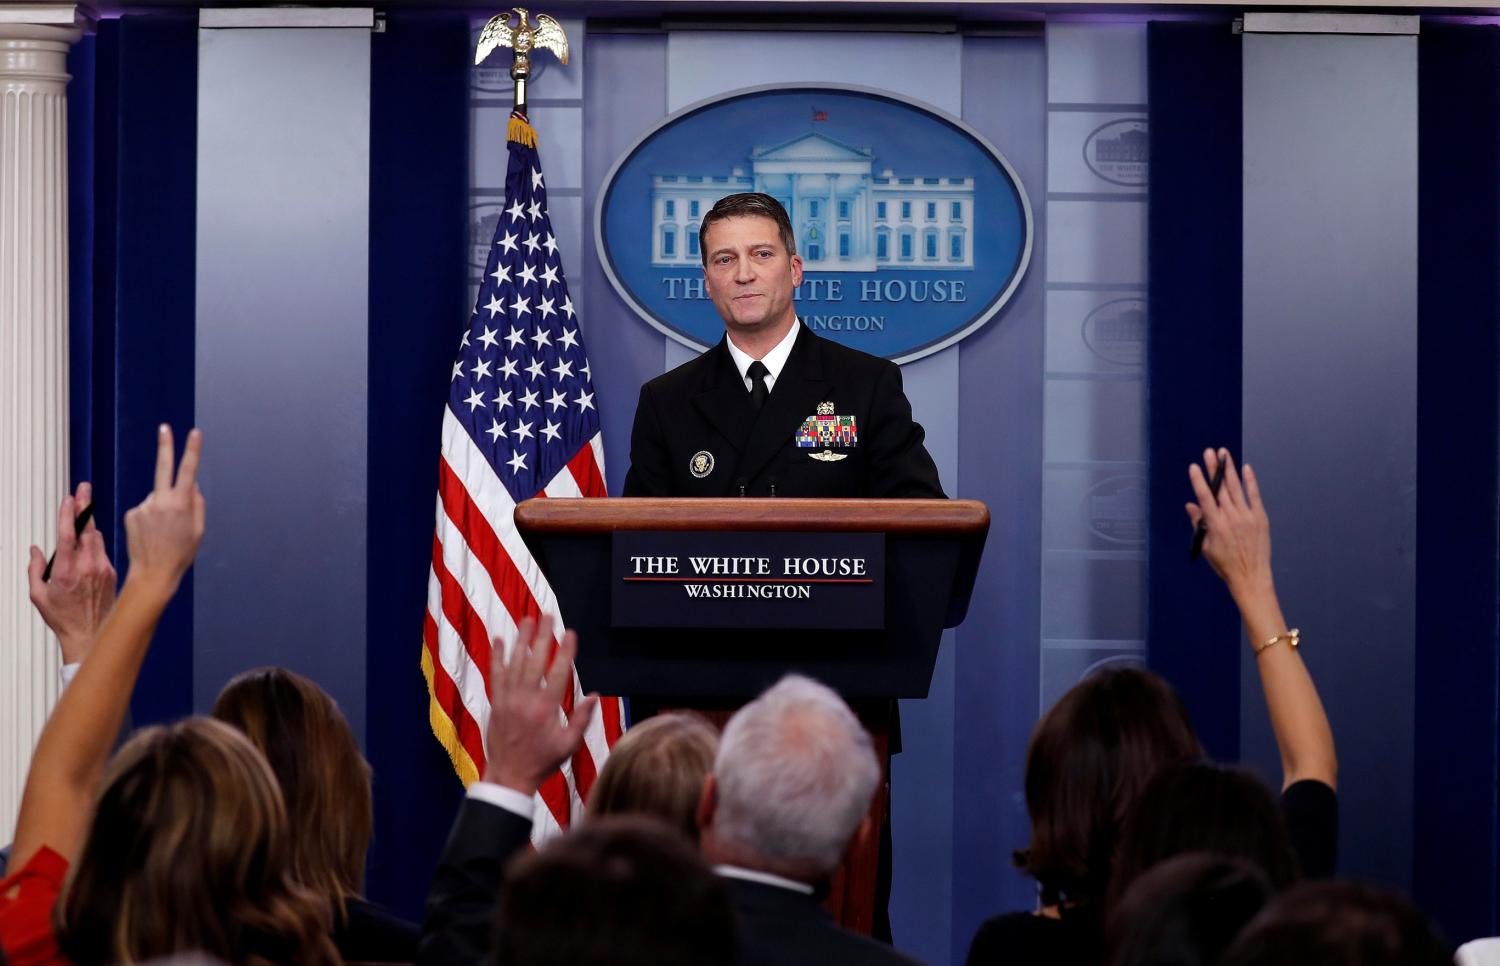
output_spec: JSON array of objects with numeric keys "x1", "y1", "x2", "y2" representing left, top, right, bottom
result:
[
  {"x1": 43, "y1": 503, "x2": 95, "y2": 582},
  {"x1": 1189, "y1": 459, "x2": 1225, "y2": 561}
]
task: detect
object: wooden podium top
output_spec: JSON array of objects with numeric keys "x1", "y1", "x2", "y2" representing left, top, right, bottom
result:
[{"x1": 515, "y1": 497, "x2": 990, "y2": 535}]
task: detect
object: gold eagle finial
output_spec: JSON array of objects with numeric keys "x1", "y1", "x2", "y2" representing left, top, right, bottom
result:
[{"x1": 475, "y1": 8, "x2": 570, "y2": 73}]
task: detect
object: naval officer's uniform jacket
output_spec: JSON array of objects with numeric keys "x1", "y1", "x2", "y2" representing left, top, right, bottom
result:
[{"x1": 622, "y1": 324, "x2": 945, "y2": 500}]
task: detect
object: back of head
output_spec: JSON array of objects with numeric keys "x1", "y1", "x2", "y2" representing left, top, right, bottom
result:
[
  {"x1": 1219, "y1": 880, "x2": 1451, "y2": 966},
  {"x1": 59, "y1": 717, "x2": 336, "y2": 966},
  {"x1": 710, "y1": 674, "x2": 880, "y2": 877},
  {"x1": 212, "y1": 666, "x2": 373, "y2": 905},
  {"x1": 1107, "y1": 761, "x2": 1299, "y2": 908},
  {"x1": 492, "y1": 815, "x2": 736, "y2": 966},
  {"x1": 1019, "y1": 666, "x2": 1202, "y2": 906},
  {"x1": 586, "y1": 712, "x2": 719, "y2": 841},
  {"x1": 1106, "y1": 853, "x2": 1273, "y2": 966}
]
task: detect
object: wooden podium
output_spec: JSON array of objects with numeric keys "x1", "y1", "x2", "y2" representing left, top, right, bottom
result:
[{"x1": 515, "y1": 497, "x2": 989, "y2": 932}]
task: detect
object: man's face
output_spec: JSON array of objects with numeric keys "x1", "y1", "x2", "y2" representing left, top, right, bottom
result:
[{"x1": 701, "y1": 215, "x2": 803, "y2": 339}]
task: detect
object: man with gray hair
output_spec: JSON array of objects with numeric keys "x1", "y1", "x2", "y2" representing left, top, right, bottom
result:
[{"x1": 696, "y1": 675, "x2": 928, "y2": 966}]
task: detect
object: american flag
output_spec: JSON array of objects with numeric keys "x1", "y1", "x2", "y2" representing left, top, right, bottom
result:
[{"x1": 422, "y1": 113, "x2": 624, "y2": 841}]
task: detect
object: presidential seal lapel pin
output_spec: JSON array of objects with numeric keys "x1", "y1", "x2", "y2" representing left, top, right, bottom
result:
[{"x1": 690, "y1": 451, "x2": 714, "y2": 478}]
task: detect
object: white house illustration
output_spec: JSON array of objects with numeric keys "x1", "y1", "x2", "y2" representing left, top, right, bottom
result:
[{"x1": 650, "y1": 132, "x2": 974, "y2": 272}]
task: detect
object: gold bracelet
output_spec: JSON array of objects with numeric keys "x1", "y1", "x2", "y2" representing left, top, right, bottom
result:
[{"x1": 1255, "y1": 628, "x2": 1300, "y2": 656}]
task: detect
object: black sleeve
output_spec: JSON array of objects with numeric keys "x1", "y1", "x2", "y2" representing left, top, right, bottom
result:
[
  {"x1": 1281, "y1": 779, "x2": 1339, "y2": 879},
  {"x1": 622, "y1": 382, "x2": 670, "y2": 497},
  {"x1": 866, "y1": 361, "x2": 945, "y2": 499},
  {"x1": 965, "y1": 913, "x2": 1039, "y2": 966},
  {"x1": 965, "y1": 910, "x2": 1098, "y2": 966},
  {"x1": 335, "y1": 899, "x2": 420, "y2": 963},
  {"x1": 965, "y1": 916, "x2": 1005, "y2": 966},
  {"x1": 416, "y1": 798, "x2": 534, "y2": 966}
]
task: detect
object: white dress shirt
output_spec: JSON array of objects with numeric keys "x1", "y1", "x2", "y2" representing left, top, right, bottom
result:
[
  {"x1": 725, "y1": 320, "x2": 801, "y2": 395},
  {"x1": 714, "y1": 863, "x2": 815, "y2": 895},
  {"x1": 466, "y1": 780, "x2": 535, "y2": 819}
]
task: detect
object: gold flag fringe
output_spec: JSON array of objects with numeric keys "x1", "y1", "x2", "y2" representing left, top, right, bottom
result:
[{"x1": 508, "y1": 115, "x2": 537, "y2": 148}]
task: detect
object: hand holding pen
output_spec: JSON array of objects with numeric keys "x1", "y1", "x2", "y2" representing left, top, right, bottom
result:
[{"x1": 27, "y1": 482, "x2": 117, "y2": 665}]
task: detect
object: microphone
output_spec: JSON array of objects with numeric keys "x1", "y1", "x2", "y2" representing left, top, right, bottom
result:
[
  {"x1": 767, "y1": 476, "x2": 778, "y2": 498},
  {"x1": 735, "y1": 478, "x2": 747, "y2": 497}
]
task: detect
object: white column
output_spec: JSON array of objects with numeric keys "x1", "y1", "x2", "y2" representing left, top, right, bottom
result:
[{"x1": 0, "y1": 6, "x2": 83, "y2": 840}]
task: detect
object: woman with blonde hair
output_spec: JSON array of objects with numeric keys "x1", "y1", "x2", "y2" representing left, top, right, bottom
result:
[
  {"x1": 58, "y1": 717, "x2": 337, "y2": 966},
  {"x1": 214, "y1": 667, "x2": 417, "y2": 961},
  {"x1": 586, "y1": 712, "x2": 719, "y2": 841}
]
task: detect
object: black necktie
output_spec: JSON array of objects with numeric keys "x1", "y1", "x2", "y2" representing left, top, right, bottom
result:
[{"x1": 747, "y1": 360, "x2": 770, "y2": 411}]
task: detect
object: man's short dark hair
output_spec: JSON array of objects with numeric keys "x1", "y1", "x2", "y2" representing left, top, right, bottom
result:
[
  {"x1": 698, "y1": 192, "x2": 797, "y2": 265},
  {"x1": 1219, "y1": 881, "x2": 1451, "y2": 966},
  {"x1": 491, "y1": 816, "x2": 737, "y2": 966},
  {"x1": 1106, "y1": 853, "x2": 1273, "y2": 966}
]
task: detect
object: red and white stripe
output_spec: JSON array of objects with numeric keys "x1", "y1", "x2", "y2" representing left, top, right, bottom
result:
[{"x1": 426, "y1": 407, "x2": 624, "y2": 841}]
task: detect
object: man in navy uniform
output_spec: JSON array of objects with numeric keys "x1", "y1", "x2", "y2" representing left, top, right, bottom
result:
[
  {"x1": 621, "y1": 192, "x2": 942, "y2": 945},
  {"x1": 622, "y1": 192, "x2": 944, "y2": 500}
]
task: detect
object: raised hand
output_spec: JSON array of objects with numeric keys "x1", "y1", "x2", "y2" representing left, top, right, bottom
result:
[
  {"x1": 10, "y1": 426, "x2": 208, "y2": 871},
  {"x1": 27, "y1": 482, "x2": 116, "y2": 664},
  {"x1": 481, "y1": 616, "x2": 598, "y2": 795},
  {"x1": 1186, "y1": 447, "x2": 1274, "y2": 602},
  {"x1": 123, "y1": 425, "x2": 206, "y2": 598}
]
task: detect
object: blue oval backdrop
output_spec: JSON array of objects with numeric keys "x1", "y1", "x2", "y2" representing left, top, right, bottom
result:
[{"x1": 596, "y1": 85, "x2": 1033, "y2": 364}]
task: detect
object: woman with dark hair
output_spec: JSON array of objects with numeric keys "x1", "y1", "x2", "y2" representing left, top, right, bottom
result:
[
  {"x1": 58, "y1": 718, "x2": 338, "y2": 966},
  {"x1": 966, "y1": 449, "x2": 1337, "y2": 966},
  {"x1": 214, "y1": 667, "x2": 417, "y2": 961},
  {"x1": 1106, "y1": 853, "x2": 1273, "y2": 966},
  {"x1": 1106, "y1": 761, "x2": 1300, "y2": 909},
  {"x1": 966, "y1": 667, "x2": 1203, "y2": 964}
]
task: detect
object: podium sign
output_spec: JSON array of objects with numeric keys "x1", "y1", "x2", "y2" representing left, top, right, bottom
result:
[
  {"x1": 514, "y1": 497, "x2": 988, "y2": 699},
  {"x1": 611, "y1": 530, "x2": 884, "y2": 630}
]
